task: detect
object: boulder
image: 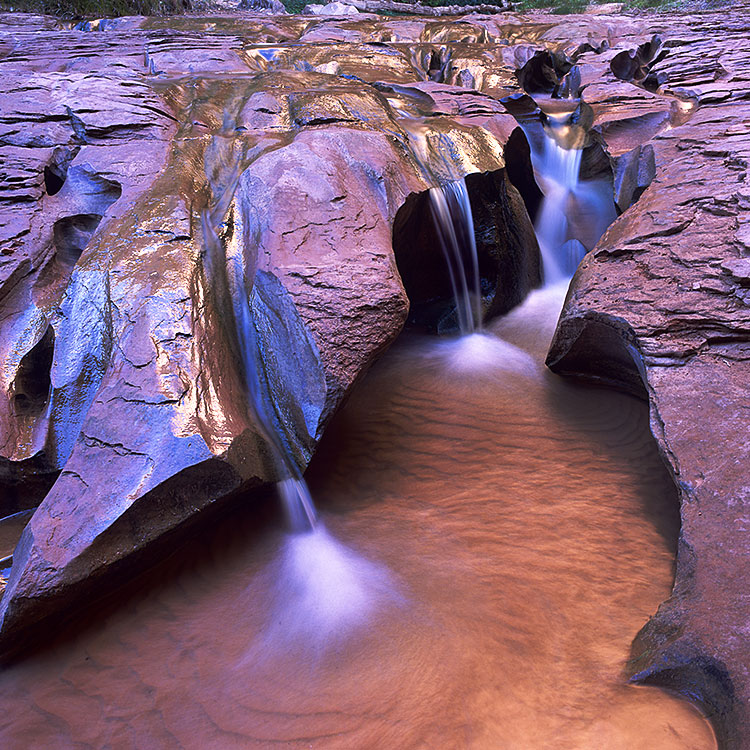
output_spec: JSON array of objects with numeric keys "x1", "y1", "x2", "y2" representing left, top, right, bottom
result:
[
  {"x1": 0, "y1": 18, "x2": 536, "y2": 654},
  {"x1": 303, "y1": 2, "x2": 360, "y2": 14}
]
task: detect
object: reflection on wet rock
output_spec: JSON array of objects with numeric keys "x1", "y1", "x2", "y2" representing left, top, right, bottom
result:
[{"x1": 0, "y1": 4, "x2": 748, "y2": 747}]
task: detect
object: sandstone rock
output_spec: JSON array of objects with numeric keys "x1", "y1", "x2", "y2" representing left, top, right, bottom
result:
[
  {"x1": 303, "y1": 2, "x2": 360, "y2": 14},
  {"x1": 612, "y1": 142, "x2": 655, "y2": 213},
  {"x1": 515, "y1": 49, "x2": 573, "y2": 95},
  {"x1": 720, "y1": 257, "x2": 750, "y2": 286},
  {"x1": 548, "y1": 36, "x2": 750, "y2": 745},
  {"x1": 240, "y1": 0, "x2": 289, "y2": 12},
  {"x1": 0, "y1": 7, "x2": 748, "y2": 748},
  {"x1": 585, "y1": 2, "x2": 623, "y2": 13},
  {"x1": 393, "y1": 166, "x2": 541, "y2": 330},
  {"x1": 0, "y1": 13, "x2": 538, "y2": 658}
]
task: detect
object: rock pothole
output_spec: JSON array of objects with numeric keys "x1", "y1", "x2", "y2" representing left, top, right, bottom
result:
[{"x1": 11, "y1": 324, "x2": 55, "y2": 419}]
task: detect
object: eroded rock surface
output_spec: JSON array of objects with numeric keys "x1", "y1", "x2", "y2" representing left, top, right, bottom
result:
[
  {"x1": 0, "y1": 5, "x2": 748, "y2": 746},
  {"x1": 546, "y1": 11, "x2": 750, "y2": 747},
  {"x1": 0, "y1": 8, "x2": 541, "y2": 657}
]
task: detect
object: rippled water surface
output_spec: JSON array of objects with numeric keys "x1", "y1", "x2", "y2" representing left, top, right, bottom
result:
[{"x1": 0, "y1": 286, "x2": 715, "y2": 749}]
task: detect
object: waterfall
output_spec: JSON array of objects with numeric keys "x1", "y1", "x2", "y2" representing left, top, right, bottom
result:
[
  {"x1": 201, "y1": 210, "x2": 317, "y2": 533},
  {"x1": 529, "y1": 107, "x2": 618, "y2": 285},
  {"x1": 428, "y1": 179, "x2": 482, "y2": 335},
  {"x1": 533, "y1": 133, "x2": 585, "y2": 285},
  {"x1": 223, "y1": 225, "x2": 317, "y2": 532},
  {"x1": 278, "y1": 475, "x2": 317, "y2": 532}
]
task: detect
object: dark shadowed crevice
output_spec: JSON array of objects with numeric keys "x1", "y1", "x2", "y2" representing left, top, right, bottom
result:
[
  {"x1": 34, "y1": 172, "x2": 122, "y2": 307},
  {"x1": 504, "y1": 127, "x2": 544, "y2": 224},
  {"x1": 43, "y1": 166, "x2": 66, "y2": 197},
  {"x1": 392, "y1": 188, "x2": 458, "y2": 330},
  {"x1": 580, "y1": 131, "x2": 615, "y2": 182},
  {"x1": 630, "y1": 604, "x2": 736, "y2": 750},
  {"x1": 12, "y1": 325, "x2": 55, "y2": 418},
  {"x1": 413, "y1": 46, "x2": 452, "y2": 83},
  {"x1": 46, "y1": 169, "x2": 122, "y2": 270},
  {"x1": 53, "y1": 214, "x2": 103, "y2": 267},
  {"x1": 610, "y1": 35, "x2": 667, "y2": 92},
  {"x1": 465, "y1": 169, "x2": 541, "y2": 318},
  {"x1": 547, "y1": 313, "x2": 649, "y2": 403},
  {"x1": 612, "y1": 143, "x2": 657, "y2": 215},
  {"x1": 427, "y1": 48, "x2": 449, "y2": 82},
  {"x1": 516, "y1": 49, "x2": 573, "y2": 95},
  {"x1": 43, "y1": 146, "x2": 79, "y2": 197},
  {"x1": 0, "y1": 462, "x2": 60, "y2": 517}
]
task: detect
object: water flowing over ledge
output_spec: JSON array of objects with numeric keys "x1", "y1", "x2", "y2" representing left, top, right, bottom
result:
[{"x1": 0, "y1": 4, "x2": 749, "y2": 747}]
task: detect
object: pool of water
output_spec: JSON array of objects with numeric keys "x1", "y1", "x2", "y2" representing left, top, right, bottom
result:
[{"x1": 0, "y1": 285, "x2": 715, "y2": 749}]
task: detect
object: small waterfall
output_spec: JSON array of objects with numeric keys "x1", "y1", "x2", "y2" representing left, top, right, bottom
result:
[
  {"x1": 278, "y1": 475, "x2": 317, "y2": 532},
  {"x1": 534, "y1": 133, "x2": 585, "y2": 285},
  {"x1": 201, "y1": 209, "x2": 317, "y2": 533},
  {"x1": 528, "y1": 103, "x2": 618, "y2": 285},
  {"x1": 428, "y1": 179, "x2": 482, "y2": 334}
]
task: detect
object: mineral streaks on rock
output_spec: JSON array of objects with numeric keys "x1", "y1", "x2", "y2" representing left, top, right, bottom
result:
[
  {"x1": 548, "y1": 20, "x2": 750, "y2": 747},
  {"x1": 0, "y1": 63, "x2": 176, "y2": 514},
  {"x1": 0, "y1": 7, "x2": 746, "y2": 746},
  {"x1": 0, "y1": 13, "x2": 533, "y2": 654}
]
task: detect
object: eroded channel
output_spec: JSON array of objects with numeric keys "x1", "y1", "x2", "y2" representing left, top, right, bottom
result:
[
  {"x1": 0, "y1": 281, "x2": 716, "y2": 748},
  {"x1": 0, "y1": 17, "x2": 724, "y2": 748}
]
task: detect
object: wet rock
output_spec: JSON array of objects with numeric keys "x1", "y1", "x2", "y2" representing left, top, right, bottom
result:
[
  {"x1": 0, "y1": 9, "x2": 748, "y2": 748},
  {"x1": 516, "y1": 49, "x2": 573, "y2": 95},
  {"x1": 612, "y1": 143, "x2": 655, "y2": 213},
  {"x1": 303, "y1": 2, "x2": 359, "y2": 14},
  {"x1": 548, "y1": 65, "x2": 750, "y2": 747},
  {"x1": 610, "y1": 35, "x2": 665, "y2": 86},
  {"x1": 0, "y1": 17, "x2": 530, "y2": 656},
  {"x1": 392, "y1": 161, "x2": 541, "y2": 331}
]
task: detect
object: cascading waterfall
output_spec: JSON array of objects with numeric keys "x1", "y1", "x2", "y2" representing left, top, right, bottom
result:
[
  {"x1": 425, "y1": 177, "x2": 537, "y2": 373},
  {"x1": 533, "y1": 132, "x2": 585, "y2": 284},
  {"x1": 198, "y1": 114, "x2": 318, "y2": 533},
  {"x1": 528, "y1": 105, "x2": 618, "y2": 285},
  {"x1": 200, "y1": 128, "x2": 399, "y2": 653},
  {"x1": 428, "y1": 179, "x2": 482, "y2": 334},
  {"x1": 205, "y1": 201, "x2": 402, "y2": 647}
]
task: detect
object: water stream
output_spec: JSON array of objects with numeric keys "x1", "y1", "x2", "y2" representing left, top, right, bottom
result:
[
  {"x1": 0, "y1": 283, "x2": 715, "y2": 749},
  {"x1": 429, "y1": 179, "x2": 482, "y2": 334},
  {"x1": 201, "y1": 153, "x2": 317, "y2": 533},
  {"x1": 534, "y1": 135, "x2": 585, "y2": 283},
  {"x1": 0, "y1": 109, "x2": 716, "y2": 749},
  {"x1": 526, "y1": 104, "x2": 618, "y2": 286}
]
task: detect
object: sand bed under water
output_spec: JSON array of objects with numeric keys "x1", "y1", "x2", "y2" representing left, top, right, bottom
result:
[{"x1": 0, "y1": 286, "x2": 716, "y2": 749}]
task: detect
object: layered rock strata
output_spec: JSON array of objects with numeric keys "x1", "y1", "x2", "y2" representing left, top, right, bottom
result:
[
  {"x1": 547, "y1": 12, "x2": 750, "y2": 748},
  {"x1": 0, "y1": 5, "x2": 748, "y2": 746}
]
